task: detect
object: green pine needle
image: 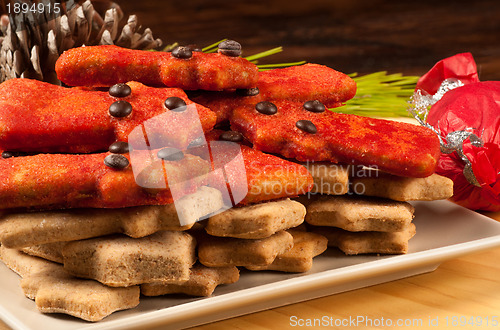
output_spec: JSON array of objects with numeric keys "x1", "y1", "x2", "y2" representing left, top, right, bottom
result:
[
  {"x1": 161, "y1": 42, "x2": 179, "y2": 52},
  {"x1": 202, "y1": 41, "x2": 303, "y2": 71},
  {"x1": 333, "y1": 72, "x2": 419, "y2": 117},
  {"x1": 202, "y1": 39, "x2": 227, "y2": 53},
  {"x1": 257, "y1": 61, "x2": 307, "y2": 71},
  {"x1": 244, "y1": 47, "x2": 283, "y2": 62}
]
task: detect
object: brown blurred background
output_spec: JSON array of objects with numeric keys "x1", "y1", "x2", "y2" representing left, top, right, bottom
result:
[
  {"x1": 1, "y1": 0, "x2": 499, "y2": 79},
  {"x1": 114, "y1": 0, "x2": 500, "y2": 79}
]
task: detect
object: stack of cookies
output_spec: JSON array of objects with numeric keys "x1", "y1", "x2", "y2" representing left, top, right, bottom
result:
[
  {"x1": 301, "y1": 164, "x2": 453, "y2": 255},
  {"x1": 0, "y1": 186, "x2": 226, "y2": 321},
  {"x1": 0, "y1": 41, "x2": 453, "y2": 322},
  {"x1": 198, "y1": 198, "x2": 327, "y2": 273}
]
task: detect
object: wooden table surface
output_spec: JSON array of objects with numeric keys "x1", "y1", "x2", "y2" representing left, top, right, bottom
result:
[{"x1": 2, "y1": 0, "x2": 500, "y2": 329}]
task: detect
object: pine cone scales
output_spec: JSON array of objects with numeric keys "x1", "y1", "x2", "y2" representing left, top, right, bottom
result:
[{"x1": 0, "y1": 0, "x2": 162, "y2": 84}]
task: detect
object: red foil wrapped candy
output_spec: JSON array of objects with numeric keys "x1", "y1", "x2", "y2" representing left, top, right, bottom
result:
[{"x1": 410, "y1": 53, "x2": 500, "y2": 211}]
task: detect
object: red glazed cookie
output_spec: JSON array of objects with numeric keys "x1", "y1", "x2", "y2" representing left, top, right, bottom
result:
[
  {"x1": 193, "y1": 63, "x2": 356, "y2": 123},
  {"x1": 230, "y1": 100, "x2": 441, "y2": 178},
  {"x1": 55, "y1": 45, "x2": 259, "y2": 90},
  {"x1": 0, "y1": 79, "x2": 216, "y2": 154}
]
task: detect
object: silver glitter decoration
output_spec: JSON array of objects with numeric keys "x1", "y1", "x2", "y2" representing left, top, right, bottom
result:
[
  {"x1": 408, "y1": 79, "x2": 483, "y2": 187},
  {"x1": 408, "y1": 89, "x2": 433, "y2": 123},
  {"x1": 433, "y1": 78, "x2": 464, "y2": 102},
  {"x1": 440, "y1": 129, "x2": 483, "y2": 187},
  {"x1": 407, "y1": 78, "x2": 464, "y2": 123}
]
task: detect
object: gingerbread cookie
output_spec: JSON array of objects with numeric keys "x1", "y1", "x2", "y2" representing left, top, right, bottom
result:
[
  {"x1": 141, "y1": 264, "x2": 239, "y2": 297},
  {"x1": 247, "y1": 230, "x2": 328, "y2": 272},
  {"x1": 317, "y1": 223, "x2": 417, "y2": 255},
  {"x1": 193, "y1": 63, "x2": 355, "y2": 123},
  {"x1": 0, "y1": 186, "x2": 222, "y2": 248},
  {"x1": 62, "y1": 231, "x2": 196, "y2": 287},
  {"x1": 202, "y1": 130, "x2": 314, "y2": 206},
  {"x1": 22, "y1": 242, "x2": 65, "y2": 264},
  {"x1": 305, "y1": 195, "x2": 414, "y2": 232},
  {"x1": 205, "y1": 198, "x2": 306, "y2": 239},
  {"x1": 302, "y1": 162, "x2": 351, "y2": 195},
  {"x1": 351, "y1": 171, "x2": 454, "y2": 201},
  {"x1": 198, "y1": 230, "x2": 293, "y2": 267}
]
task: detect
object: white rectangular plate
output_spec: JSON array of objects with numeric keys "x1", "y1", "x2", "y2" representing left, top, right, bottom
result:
[{"x1": 2, "y1": 200, "x2": 500, "y2": 330}]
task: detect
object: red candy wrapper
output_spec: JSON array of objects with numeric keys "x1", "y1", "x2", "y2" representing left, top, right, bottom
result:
[
  {"x1": 417, "y1": 52, "x2": 480, "y2": 94},
  {"x1": 412, "y1": 53, "x2": 500, "y2": 211}
]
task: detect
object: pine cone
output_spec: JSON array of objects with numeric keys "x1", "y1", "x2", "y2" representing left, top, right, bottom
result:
[{"x1": 0, "y1": 0, "x2": 162, "y2": 84}]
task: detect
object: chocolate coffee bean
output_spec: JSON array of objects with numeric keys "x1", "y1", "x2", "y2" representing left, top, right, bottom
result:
[
  {"x1": 188, "y1": 136, "x2": 206, "y2": 148},
  {"x1": 104, "y1": 154, "x2": 129, "y2": 169},
  {"x1": 255, "y1": 101, "x2": 278, "y2": 115},
  {"x1": 157, "y1": 147, "x2": 184, "y2": 161},
  {"x1": 236, "y1": 87, "x2": 260, "y2": 96},
  {"x1": 218, "y1": 40, "x2": 242, "y2": 57},
  {"x1": 109, "y1": 101, "x2": 132, "y2": 118},
  {"x1": 164, "y1": 97, "x2": 187, "y2": 112},
  {"x1": 109, "y1": 83, "x2": 132, "y2": 98},
  {"x1": 185, "y1": 90, "x2": 203, "y2": 99},
  {"x1": 108, "y1": 141, "x2": 130, "y2": 154},
  {"x1": 1, "y1": 151, "x2": 30, "y2": 158},
  {"x1": 213, "y1": 121, "x2": 231, "y2": 131},
  {"x1": 2, "y1": 151, "x2": 17, "y2": 158},
  {"x1": 172, "y1": 46, "x2": 193, "y2": 59},
  {"x1": 219, "y1": 131, "x2": 244, "y2": 142},
  {"x1": 303, "y1": 100, "x2": 326, "y2": 113},
  {"x1": 296, "y1": 120, "x2": 317, "y2": 134}
]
